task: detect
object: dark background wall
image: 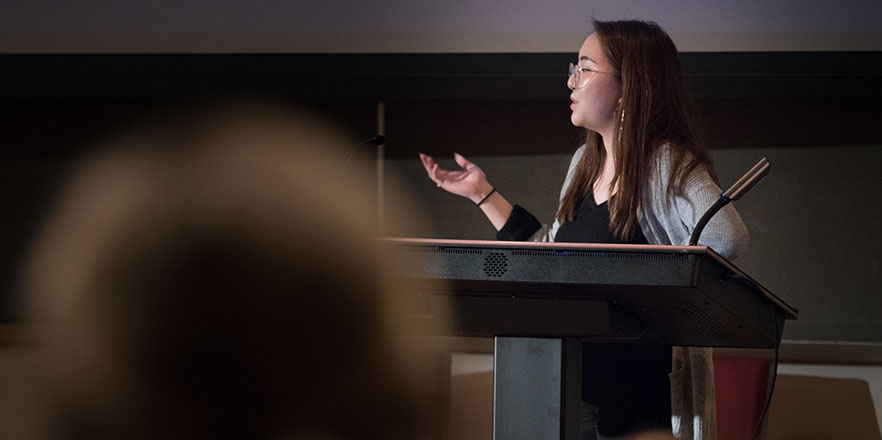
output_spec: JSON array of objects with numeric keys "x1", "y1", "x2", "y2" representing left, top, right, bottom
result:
[
  {"x1": 1, "y1": 1, "x2": 881, "y2": 343},
  {"x1": 1, "y1": 51, "x2": 881, "y2": 344}
]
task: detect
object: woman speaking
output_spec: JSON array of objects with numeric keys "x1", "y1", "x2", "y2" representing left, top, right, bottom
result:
[{"x1": 420, "y1": 19, "x2": 747, "y2": 440}]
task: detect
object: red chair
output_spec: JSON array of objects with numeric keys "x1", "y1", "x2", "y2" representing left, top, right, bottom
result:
[{"x1": 714, "y1": 356, "x2": 771, "y2": 440}]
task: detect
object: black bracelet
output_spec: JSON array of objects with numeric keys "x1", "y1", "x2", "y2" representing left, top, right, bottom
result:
[{"x1": 477, "y1": 187, "x2": 497, "y2": 206}]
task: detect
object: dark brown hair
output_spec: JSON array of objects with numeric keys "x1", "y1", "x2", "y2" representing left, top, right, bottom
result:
[{"x1": 556, "y1": 19, "x2": 717, "y2": 239}]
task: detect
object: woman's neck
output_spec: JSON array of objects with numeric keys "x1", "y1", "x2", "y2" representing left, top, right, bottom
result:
[
  {"x1": 594, "y1": 137, "x2": 617, "y2": 204},
  {"x1": 600, "y1": 135, "x2": 616, "y2": 172}
]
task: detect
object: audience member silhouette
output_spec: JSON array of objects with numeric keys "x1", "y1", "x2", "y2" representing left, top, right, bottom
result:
[{"x1": 22, "y1": 102, "x2": 446, "y2": 440}]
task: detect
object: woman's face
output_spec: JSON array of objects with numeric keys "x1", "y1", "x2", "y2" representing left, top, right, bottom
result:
[{"x1": 568, "y1": 33, "x2": 622, "y2": 138}]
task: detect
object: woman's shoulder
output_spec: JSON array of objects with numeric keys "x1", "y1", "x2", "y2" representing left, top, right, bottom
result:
[
  {"x1": 651, "y1": 142, "x2": 687, "y2": 167},
  {"x1": 570, "y1": 144, "x2": 587, "y2": 165},
  {"x1": 563, "y1": 144, "x2": 587, "y2": 178},
  {"x1": 646, "y1": 142, "x2": 679, "y2": 183},
  {"x1": 649, "y1": 142, "x2": 711, "y2": 185}
]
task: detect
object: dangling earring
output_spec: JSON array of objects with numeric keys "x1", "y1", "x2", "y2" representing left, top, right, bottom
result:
[{"x1": 618, "y1": 108, "x2": 625, "y2": 130}]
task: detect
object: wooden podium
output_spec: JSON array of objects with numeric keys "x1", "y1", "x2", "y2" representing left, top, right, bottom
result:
[{"x1": 380, "y1": 238, "x2": 798, "y2": 440}]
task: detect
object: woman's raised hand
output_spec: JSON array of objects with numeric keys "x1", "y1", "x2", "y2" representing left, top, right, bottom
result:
[{"x1": 419, "y1": 153, "x2": 494, "y2": 204}]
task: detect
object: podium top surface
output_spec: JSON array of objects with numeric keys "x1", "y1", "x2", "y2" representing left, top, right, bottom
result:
[
  {"x1": 381, "y1": 237, "x2": 797, "y2": 320},
  {"x1": 380, "y1": 238, "x2": 797, "y2": 346}
]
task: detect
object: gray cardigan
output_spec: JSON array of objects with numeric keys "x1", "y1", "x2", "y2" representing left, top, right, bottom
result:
[
  {"x1": 529, "y1": 144, "x2": 748, "y2": 256},
  {"x1": 528, "y1": 144, "x2": 749, "y2": 440}
]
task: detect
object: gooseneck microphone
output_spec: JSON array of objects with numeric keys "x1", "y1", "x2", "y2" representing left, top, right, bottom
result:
[
  {"x1": 343, "y1": 135, "x2": 385, "y2": 177},
  {"x1": 689, "y1": 157, "x2": 770, "y2": 246}
]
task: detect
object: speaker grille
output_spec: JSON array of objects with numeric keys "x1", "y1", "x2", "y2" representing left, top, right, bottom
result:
[{"x1": 483, "y1": 252, "x2": 509, "y2": 277}]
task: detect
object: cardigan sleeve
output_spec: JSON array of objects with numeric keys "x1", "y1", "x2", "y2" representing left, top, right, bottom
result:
[
  {"x1": 640, "y1": 145, "x2": 749, "y2": 260},
  {"x1": 675, "y1": 170, "x2": 749, "y2": 259}
]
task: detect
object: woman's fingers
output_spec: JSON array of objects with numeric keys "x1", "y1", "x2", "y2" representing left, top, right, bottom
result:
[
  {"x1": 453, "y1": 152, "x2": 474, "y2": 170},
  {"x1": 419, "y1": 153, "x2": 434, "y2": 174},
  {"x1": 419, "y1": 153, "x2": 476, "y2": 192},
  {"x1": 420, "y1": 154, "x2": 442, "y2": 186},
  {"x1": 430, "y1": 163, "x2": 441, "y2": 185}
]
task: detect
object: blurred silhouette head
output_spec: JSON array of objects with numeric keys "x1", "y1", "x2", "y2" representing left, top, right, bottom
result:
[
  {"x1": 624, "y1": 430, "x2": 678, "y2": 440},
  {"x1": 23, "y1": 101, "x2": 442, "y2": 439}
]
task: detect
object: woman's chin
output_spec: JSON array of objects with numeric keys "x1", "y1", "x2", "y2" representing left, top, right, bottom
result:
[{"x1": 570, "y1": 114, "x2": 589, "y2": 129}]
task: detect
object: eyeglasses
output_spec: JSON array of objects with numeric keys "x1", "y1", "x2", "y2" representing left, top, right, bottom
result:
[{"x1": 568, "y1": 62, "x2": 619, "y2": 89}]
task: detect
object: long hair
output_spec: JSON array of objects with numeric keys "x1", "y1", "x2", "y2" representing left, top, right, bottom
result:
[{"x1": 556, "y1": 19, "x2": 717, "y2": 240}]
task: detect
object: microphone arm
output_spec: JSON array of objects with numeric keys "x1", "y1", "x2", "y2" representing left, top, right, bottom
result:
[
  {"x1": 688, "y1": 157, "x2": 770, "y2": 246},
  {"x1": 343, "y1": 135, "x2": 386, "y2": 177}
]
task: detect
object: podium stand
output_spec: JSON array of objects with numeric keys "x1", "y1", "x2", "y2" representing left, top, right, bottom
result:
[{"x1": 381, "y1": 238, "x2": 798, "y2": 440}]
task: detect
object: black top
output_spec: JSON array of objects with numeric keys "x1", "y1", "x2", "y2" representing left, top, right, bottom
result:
[
  {"x1": 495, "y1": 196, "x2": 649, "y2": 244},
  {"x1": 554, "y1": 196, "x2": 648, "y2": 245}
]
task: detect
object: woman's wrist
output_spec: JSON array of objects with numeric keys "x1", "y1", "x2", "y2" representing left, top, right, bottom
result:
[
  {"x1": 476, "y1": 187, "x2": 497, "y2": 206},
  {"x1": 471, "y1": 182, "x2": 496, "y2": 205},
  {"x1": 478, "y1": 190, "x2": 513, "y2": 231}
]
